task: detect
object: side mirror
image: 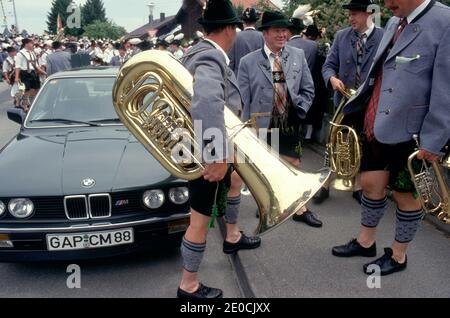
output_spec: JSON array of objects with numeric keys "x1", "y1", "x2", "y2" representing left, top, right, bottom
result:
[{"x1": 7, "y1": 108, "x2": 25, "y2": 125}]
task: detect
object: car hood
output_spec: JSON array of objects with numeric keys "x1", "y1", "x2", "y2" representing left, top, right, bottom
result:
[{"x1": 0, "y1": 127, "x2": 174, "y2": 197}]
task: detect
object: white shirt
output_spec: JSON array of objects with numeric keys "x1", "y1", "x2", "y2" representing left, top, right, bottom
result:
[
  {"x1": 244, "y1": 27, "x2": 256, "y2": 31},
  {"x1": 204, "y1": 39, "x2": 230, "y2": 66},
  {"x1": 264, "y1": 44, "x2": 283, "y2": 72},
  {"x1": 16, "y1": 49, "x2": 37, "y2": 71},
  {"x1": 3, "y1": 56, "x2": 15, "y2": 74},
  {"x1": 406, "y1": 0, "x2": 431, "y2": 23},
  {"x1": 362, "y1": 23, "x2": 375, "y2": 44}
]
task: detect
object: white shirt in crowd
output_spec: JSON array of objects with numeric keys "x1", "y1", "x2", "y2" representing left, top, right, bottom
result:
[
  {"x1": 3, "y1": 56, "x2": 16, "y2": 74},
  {"x1": 16, "y1": 49, "x2": 38, "y2": 71}
]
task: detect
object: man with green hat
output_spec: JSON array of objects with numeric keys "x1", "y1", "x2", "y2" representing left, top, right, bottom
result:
[
  {"x1": 238, "y1": 10, "x2": 322, "y2": 228},
  {"x1": 177, "y1": 0, "x2": 261, "y2": 299}
]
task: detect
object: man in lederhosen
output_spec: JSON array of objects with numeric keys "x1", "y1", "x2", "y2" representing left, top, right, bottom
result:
[
  {"x1": 177, "y1": 0, "x2": 261, "y2": 299},
  {"x1": 15, "y1": 38, "x2": 46, "y2": 112},
  {"x1": 228, "y1": 7, "x2": 264, "y2": 75},
  {"x1": 3, "y1": 46, "x2": 18, "y2": 106},
  {"x1": 332, "y1": 0, "x2": 450, "y2": 276},
  {"x1": 238, "y1": 11, "x2": 322, "y2": 228},
  {"x1": 315, "y1": 0, "x2": 384, "y2": 204}
]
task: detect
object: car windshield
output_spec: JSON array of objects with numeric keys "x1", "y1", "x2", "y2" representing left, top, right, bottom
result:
[{"x1": 26, "y1": 77, "x2": 121, "y2": 128}]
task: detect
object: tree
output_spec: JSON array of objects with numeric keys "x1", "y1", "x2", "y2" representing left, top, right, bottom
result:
[
  {"x1": 47, "y1": 0, "x2": 83, "y2": 36},
  {"x1": 82, "y1": 0, "x2": 107, "y2": 27},
  {"x1": 83, "y1": 19, "x2": 126, "y2": 40}
]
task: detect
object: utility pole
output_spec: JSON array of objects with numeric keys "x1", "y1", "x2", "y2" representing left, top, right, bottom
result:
[
  {"x1": 10, "y1": 0, "x2": 18, "y2": 32},
  {"x1": 0, "y1": 0, "x2": 8, "y2": 31}
]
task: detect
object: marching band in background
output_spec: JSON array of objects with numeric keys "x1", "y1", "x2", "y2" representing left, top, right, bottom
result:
[{"x1": 0, "y1": 0, "x2": 448, "y2": 299}]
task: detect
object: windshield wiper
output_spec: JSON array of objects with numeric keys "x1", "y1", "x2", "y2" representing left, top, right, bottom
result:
[
  {"x1": 89, "y1": 118, "x2": 123, "y2": 124},
  {"x1": 29, "y1": 118, "x2": 101, "y2": 127}
]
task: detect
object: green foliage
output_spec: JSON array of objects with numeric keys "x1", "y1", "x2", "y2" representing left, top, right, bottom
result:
[
  {"x1": 82, "y1": 20, "x2": 126, "y2": 40},
  {"x1": 282, "y1": 0, "x2": 392, "y2": 42},
  {"x1": 82, "y1": 0, "x2": 107, "y2": 26}
]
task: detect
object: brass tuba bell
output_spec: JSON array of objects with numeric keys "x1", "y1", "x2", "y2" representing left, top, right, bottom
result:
[{"x1": 112, "y1": 51, "x2": 330, "y2": 235}]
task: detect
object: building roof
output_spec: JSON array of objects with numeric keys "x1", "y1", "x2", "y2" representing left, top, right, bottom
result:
[
  {"x1": 231, "y1": 0, "x2": 279, "y2": 10},
  {"x1": 126, "y1": 15, "x2": 177, "y2": 39}
]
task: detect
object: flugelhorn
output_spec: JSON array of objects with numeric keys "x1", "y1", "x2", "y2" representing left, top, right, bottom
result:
[
  {"x1": 408, "y1": 135, "x2": 450, "y2": 224},
  {"x1": 112, "y1": 51, "x2": 330, "y2": 235}
]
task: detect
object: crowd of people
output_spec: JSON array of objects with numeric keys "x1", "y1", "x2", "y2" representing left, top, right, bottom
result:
[{"x1": 0, "y1": 29, "x2": 207, "y2": 112}]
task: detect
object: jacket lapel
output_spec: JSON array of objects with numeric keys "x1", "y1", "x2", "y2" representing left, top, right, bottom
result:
[
  {"x1": 373, "y1": 20, "x2": 399, "y2": 65},
  {"x1": 281, "y1": 48, "x2": 291, "y2": 78},
  {"x1": 386, "y1": 23, "x2": 421, "y2": 62},
  {"x1": 350, "y1": 31, "x2": 358, "y2": 64},
  {"x1": 258, "y1": 50, "x2": 273, "y2": 84}
]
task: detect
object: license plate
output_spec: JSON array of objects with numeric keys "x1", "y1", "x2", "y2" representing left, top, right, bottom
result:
[{"x1": 46, "y1": 228, "x2": 134, "y2": 251}]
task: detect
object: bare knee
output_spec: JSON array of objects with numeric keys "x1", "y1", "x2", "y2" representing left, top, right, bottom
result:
[
  {"x1": 393, "y1": 191, "x2": 422, "y2": 211},
  {"x1": 361, "y1": 172, "x2": 389, "y2": 199}
]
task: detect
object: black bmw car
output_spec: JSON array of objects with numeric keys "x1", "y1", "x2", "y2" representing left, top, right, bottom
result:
[{"x1": 0, "y1": 68, "x2": 190, "y2": 262}]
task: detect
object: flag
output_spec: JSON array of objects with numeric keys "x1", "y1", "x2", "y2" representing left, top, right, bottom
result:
[{"x1": 57, "y1": 13, "x2": 64, "y2": 33}]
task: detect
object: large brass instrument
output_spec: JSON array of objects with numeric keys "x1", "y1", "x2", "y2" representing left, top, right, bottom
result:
[
  {"x1": 112, "y1": 51, "x2": 330, "y2": 235},
  {"x1": 326, "y1": 89, "x2": 361, "y2": 191},
  {"x1": 408, "y1": 135, "x2": 450, "y2": 224}
]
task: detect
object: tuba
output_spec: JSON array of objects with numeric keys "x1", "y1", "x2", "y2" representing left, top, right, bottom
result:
[
  {"x1": 112, "y1": 51, "x2": 330, "y2": 235},
  {"x1": 408, "y1": 135, "x2": 450, "y2": 224},
  {"x1": 325, "y1": 88, "x2": 361, "y2": 191}
]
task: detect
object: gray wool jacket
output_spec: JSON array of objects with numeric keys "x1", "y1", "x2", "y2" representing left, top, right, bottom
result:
[{"x1": 182, "y1": 40, "x2": 242, "y2": 162}]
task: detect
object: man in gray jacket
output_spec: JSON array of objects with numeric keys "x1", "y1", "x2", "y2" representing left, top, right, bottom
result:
[
  {"x1": 332, "y1": 0, "x2": 450, "y2": 276},
  {"x1": 238, "y1": 11, "x2": 322, "y2": 228},
  {"x1": 47, "y1": 41, "x2": 72, "y2": 76},
  {"x1": 228, "y1": 7, "x2": 264, "y2": 75},
  {"x1": 177, "y1": 0, "x2": 261, "y2": 299}
]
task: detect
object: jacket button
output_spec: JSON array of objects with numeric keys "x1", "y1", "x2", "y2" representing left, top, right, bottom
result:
[
  {"x1": 385, "y1": 109, "x2": 390, "y2": 115},
  {"x1": 346, "y1": 60, "x2": 350, "y2": 64},
  {"x1": 388, "y1": 88, "x2": 393, "y2": 93}
]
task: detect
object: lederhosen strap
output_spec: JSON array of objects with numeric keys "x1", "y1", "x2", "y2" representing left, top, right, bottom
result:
[
  {"x1": 5, "y1": 58, "x2": 15, "y2": 82},
  {"x1": 19, "y1": 51, "x2": 38, "y2": 73}
]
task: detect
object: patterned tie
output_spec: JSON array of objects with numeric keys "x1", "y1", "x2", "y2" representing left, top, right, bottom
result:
[
  {"x1": 272, "y1": 52, "x2": 288, "y2": 116},
  {"x1": 364, "y1": 18, "x2": 408, "y2": 141},
  {"x1": 355, "y1": 32, "x2": 367, "y2": 89}
]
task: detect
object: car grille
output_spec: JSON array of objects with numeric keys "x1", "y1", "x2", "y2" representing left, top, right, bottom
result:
[
  {"x1": 64, "y1": 196, "x2": 89, "y2": 220},
  {"x1": 89, "y1": 194, "x2": 111, "y2": 218},
  {"x1": 64, "y1": 194, "x2": 111, "y2": 220}
]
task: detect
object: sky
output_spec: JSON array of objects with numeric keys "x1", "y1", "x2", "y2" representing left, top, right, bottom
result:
[{"x1": 5, "y1": 0, "x2": 284, "y2": 34}]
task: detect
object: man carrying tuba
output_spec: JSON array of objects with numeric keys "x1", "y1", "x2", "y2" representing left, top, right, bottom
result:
[
  {"x1": 176, "y1": 0, "x2": 261, "y2": 299},
  {"x1": 332, "y1": 0, "x2": 450, "y2": 276}
]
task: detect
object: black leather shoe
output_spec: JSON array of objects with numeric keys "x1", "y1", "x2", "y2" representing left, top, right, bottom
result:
[
  {"x1": 293, "y1": 211, "x2": 323, "y2": 228},
  {"x1": 352, "y1": 190, "x2": 363, "y2": 205},
  {"x1": 363, "y1": 248, "x2": 407, "y2": 276},
  {"x1": 332, "y1": 238, "x2": 377, "y2": 257},
  {"x1": 177, "y1": 283, "x2": 223, "y2": 299},
  {"x1": 313, "y1": 187, "x2": 330, "y2": 204},
  {"x1": 223, "y1": 232, "x2": 261, "y2": 254}
]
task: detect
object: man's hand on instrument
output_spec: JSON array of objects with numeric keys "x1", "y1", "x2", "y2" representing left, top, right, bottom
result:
[
  {"x1": 203, "y1": 162, "x2": 228, "y2": 182},
  {"x1": 417, "y1": 149, "x2": 441, "y2": 163},
  {"x1": 330, "y1": 76, "x2": 346, "y2": 95}
]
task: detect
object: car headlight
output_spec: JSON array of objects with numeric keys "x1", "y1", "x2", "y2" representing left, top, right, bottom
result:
[
  {"x1": 169, "y1": 187, "x2": 189, "y2": 205},
  {"x1": 8, "y1": 198, "x2": 34, "y2": 219},
  {"x1": 0, "y1": 201, "x2": 6, "y2": 217},
  {"x1": 143, "y1": 190, "x2": 165, "y2": 209}
]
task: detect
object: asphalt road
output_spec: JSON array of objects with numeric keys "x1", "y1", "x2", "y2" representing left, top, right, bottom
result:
[
  {"x1": 0, "y1": 83, "x2": 241, "y2": 298},
  {"x1": 237, "y1": 146, "x2": 450, "y2": 298}
]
